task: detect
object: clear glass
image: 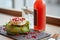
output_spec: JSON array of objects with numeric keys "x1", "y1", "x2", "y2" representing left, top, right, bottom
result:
[{"x1": 22, "y1": 0, "x2": 34, "y2": 29}]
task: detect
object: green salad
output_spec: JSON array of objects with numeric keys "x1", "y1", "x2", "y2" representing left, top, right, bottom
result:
[{"x1": 5, "y1": 17, "x2": 30, "y2": 35}]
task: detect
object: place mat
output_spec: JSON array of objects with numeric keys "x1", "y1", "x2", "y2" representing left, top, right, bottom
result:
[
  {"x1": 0, "y1": 26, "x2": 50, "y2": 40},
  {"x1": 0, "y1": 34, "x2": 16, "y2": 40}
]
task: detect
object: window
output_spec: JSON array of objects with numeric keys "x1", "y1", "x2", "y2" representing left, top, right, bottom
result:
[
  {"x1": 45, "y1": 0, "x2": 60, "y2": 26},
  {"x1": 45, "y1": 0, "x2": 60, "y2": 17},
  {"x1": 0, "y1": 0, "x2": 12, "y2": 9}
]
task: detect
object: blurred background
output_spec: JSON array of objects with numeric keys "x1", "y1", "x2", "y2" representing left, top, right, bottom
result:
[
  {"x1": 45, "y1": 0, "x2": 60, "y2": 17},
  {"x1": 0, "y1": 0, "x2": 60, "y2": 17}
]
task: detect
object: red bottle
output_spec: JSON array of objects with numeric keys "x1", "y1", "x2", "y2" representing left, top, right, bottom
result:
[{"x1": 34, "y1": 0, "x2": 46, "y2": 31}]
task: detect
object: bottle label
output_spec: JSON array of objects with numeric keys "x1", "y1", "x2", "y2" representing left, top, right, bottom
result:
[{"x1": 34, "y1": 9, "x2": 38, "y2": 26}]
